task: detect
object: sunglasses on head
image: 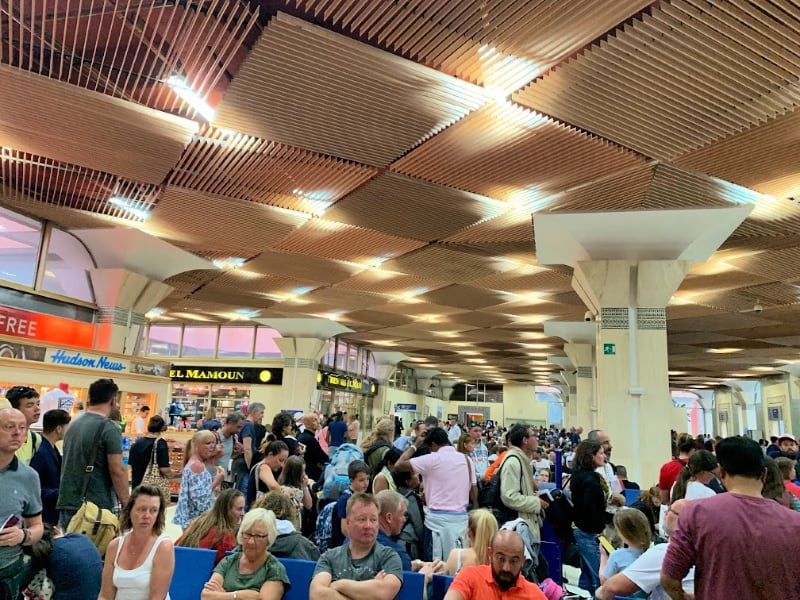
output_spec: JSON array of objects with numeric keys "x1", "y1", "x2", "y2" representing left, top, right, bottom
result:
[{"x1": 5, "y1": 386, "x2": 38, "y2": 401}]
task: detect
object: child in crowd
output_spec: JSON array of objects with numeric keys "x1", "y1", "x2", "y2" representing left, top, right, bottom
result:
[
  {"x1": 599, "y1": 508, "x2": 652, "y2": 598},
  {"x1": 330, "y1": 460, "x2": 371, "y2": 548}
]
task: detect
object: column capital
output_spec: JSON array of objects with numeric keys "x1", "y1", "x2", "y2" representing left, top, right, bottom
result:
[
  {"x1": 573, "y1": 259, "x2": 692, "y2": 311},
  {"x1": 89, "y1": 268, "x2": 173, "y2": 312},
  {"x1": 274, "y1": 337, "x2": 328, "y2": 366},
  {"x1": 564, "y1": 343, "x2": 594, "y2": 369}
]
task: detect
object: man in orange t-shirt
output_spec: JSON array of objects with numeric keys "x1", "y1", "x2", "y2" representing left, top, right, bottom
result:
[{"x1": 444, "y1": 530, "x2": 547, "y2": 600}]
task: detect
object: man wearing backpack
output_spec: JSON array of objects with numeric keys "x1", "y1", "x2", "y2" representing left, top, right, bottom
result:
[
  {"x1": 499, "y1": 425, "x2": 547, "y2": 533},
  {"x1": 396, "y1": 427, "x2": 477, "y2": 562}
]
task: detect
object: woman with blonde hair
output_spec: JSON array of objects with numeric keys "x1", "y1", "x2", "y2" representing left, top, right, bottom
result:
[
  {"x1": 360, "y1": 417, "x2": 395, "y2": 472},
  {"x1": 176, "y1": 489, "x2": 245, "y2": 564},
  {"x1": 444, "y1": 508, "x2": 498, "y2": 575},
  {"x1": 201, "y1": 509, "x2": 289, "y2": 600},
  {"x1": 253, "y1": 491, "x2": 320, "y2": 561},
  {"x1": 173, "y1": 430, "x2": 224, "y2": 529},
  {"x1": 457, "y1": 432, "x2": 476, "y2": 456}
]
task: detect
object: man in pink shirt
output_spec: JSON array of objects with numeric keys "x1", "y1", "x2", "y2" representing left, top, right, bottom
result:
[{"x1": 396, "y1": 427, "x2": 477, "y2": 562}]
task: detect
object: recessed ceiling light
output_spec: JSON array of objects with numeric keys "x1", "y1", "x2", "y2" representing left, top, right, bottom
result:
[
  {"x1": 748, "y1": 366, "x2": 776, "y2": 372},
  {"x1": 109, "y1": 196, "x2": 150, "y2": 220},
  {"x1": 166, "y1": 76, "x2": 215, "y2": 121},
  {"x1": 706, "y1": 348, "x2": 743, "y2": 354}
]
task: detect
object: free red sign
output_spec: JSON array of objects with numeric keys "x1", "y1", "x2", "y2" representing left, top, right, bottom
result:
[{"x1": 0, "y1": 305, "x2": 94, "y2": 349}]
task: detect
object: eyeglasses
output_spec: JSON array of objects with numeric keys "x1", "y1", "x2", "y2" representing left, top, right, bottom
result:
[{"x1": 241, "y1": 532, "x2": 269, "y2": 542}]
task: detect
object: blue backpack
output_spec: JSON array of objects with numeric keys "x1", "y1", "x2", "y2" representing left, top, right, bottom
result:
[
  {"x1": 313, "y1": 501, "x2": 335, "y2": 553},
  {"x1": 321, "y1": 443, "x2": 363, "y2": 500}
]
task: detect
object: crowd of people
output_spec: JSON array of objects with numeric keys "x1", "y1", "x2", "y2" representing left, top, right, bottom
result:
[{"x1": 2, "y1": 379, "x2": 800, "y2": 599}]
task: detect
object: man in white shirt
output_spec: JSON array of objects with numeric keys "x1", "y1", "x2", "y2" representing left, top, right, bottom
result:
[
  {"x1": 447, "y1": 418, "x2": 462, "y2": 444},
  {"x1": 134, "y1": 405, "x2": 150, "y2": 435},
  {"x1": 34, "y1": 383, "x2": 75, "y2": 430},
  {"x1": 595, "y1": 499, "x2": 694, "y2": 600}
]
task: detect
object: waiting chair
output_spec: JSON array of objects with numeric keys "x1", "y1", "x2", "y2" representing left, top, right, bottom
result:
[
  {"x1": 624, "y1": 489, "x2": 640, "y2": 506},
  {"x1": 398, "y1": 571, "x2": 425, "y2": 600},
  {"x1": 431, "y1": 573, "x2": 455, "y2": 600},
  {"x1": 278, "y1": 558, "x2": 317, "y2": 600},
  {"x1": 170, "y1": 547, "x2": 217, "y2": 600}
]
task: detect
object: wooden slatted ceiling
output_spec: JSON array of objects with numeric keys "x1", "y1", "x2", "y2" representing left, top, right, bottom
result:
[
  {"x1": 515, "y1": 0, "x2": 800, "y2": 160},
  {"x1": 380, "y1": 245, "x2": 514, "y2": 281},
  {"x1": 0, "y1": 65, "x2": 197, "y2": 184},
  {"x1": 676, "y1": 108, "x2": 800, "y2": 200},
  {"x1": 322, "y1": 173, "x2": 507, "y2": 242},
  {"x1": 0, "y1": 184, "x2": 129, "y2": 229},
  {"x1": 283, "y1": 0, "x2": 652, "y2": 92},
  {"x1": 0, "y1": 0, "x2": 258, "y2": 118},
  {"x1": 245, "y1": 251, "x2": 366, "y2": 285},
  {"x1": 391, "y1": 101, "x2": 643, "y2": 203},
  {"x1": 332, "y1": 271, "x2": 448, "y2": 296},
  {"x1": 0, "y1": 149, "x2": 158, "y2": 220},
  {"x1": 212, "y1": 12, "x2": 490, "y2": 166},
  {"x1": 169, "y1": 127, "x2": 377, "y2": 215},
  {"x1": 273, "y1": 218, "x2": 426, "y2": 263},
  {"x1": 151, "y1": 186, "x2": 308, "y2": 254}
]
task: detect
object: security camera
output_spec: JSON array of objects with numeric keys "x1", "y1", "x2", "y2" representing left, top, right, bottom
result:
[
  {"x1": 753, "y1": 303, "x2": 763, "y2": 314},
  {"x1": 584, "y1": 311, "x2": 593, "y2": 322}
]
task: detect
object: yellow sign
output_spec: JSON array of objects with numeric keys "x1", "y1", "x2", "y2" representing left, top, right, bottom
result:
[{"x1": 259, "y1": 370, "x2": 272, "y2": 383}]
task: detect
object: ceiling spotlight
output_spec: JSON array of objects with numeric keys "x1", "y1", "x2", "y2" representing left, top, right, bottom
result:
[
  {"x1": 166, "y1": 76, "x2": 215, "y2": 121},
  {"x1": 108, "y1": 197, "x2": 150, "y2": 220}
]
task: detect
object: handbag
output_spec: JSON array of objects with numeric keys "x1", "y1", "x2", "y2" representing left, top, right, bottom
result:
[
  {"x1": 141, "y1": 438, "x2": 171, "y2": 501},
  {"x1": 66, "y1": 420, "x2": 119, "y2": 556}
]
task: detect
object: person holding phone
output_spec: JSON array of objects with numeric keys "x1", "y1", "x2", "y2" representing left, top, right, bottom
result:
[{"x1": 0, "y1": 408, "x2": 45, "y2": 599}]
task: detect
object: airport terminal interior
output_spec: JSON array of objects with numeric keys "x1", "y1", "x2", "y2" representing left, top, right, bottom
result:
[{"x1": 2, "y1": 1, "x2": 800, "y2": 598}]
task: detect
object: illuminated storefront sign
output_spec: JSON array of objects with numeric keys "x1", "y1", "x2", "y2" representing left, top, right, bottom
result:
[
  {"x1": 318, "y1": 370, "x2": 378, "y2": 394},
  {"x1": 169, "y1": 365, "x2": 283, "y2": 384},
  {"x1": 0, "y1": 305, "x2": 94, "y2": 348},
  {"x1": 46, "y1": 348, "x2": 128, "y2": 372}
]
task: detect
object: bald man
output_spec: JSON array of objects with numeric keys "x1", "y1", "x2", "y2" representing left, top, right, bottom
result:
[
  {"x1": 298, "y1": 413, "x2": 328, "y2": 481},
  {"x1": 0, "y1": 408, "x2": 45, "y2": 598},
  {"x1": 595, "y1": 499, "x2": 695, "y2": 600},
  {"x1": 444, "y1": 529, "x2": 547, "y2": 599}
]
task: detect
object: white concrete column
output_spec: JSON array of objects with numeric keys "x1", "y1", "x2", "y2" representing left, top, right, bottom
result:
[
  {"x1": 574, "y1": 259, "x2": 691, "y2": 485},
  {"x1": 89, "y1": 268, "x2": 173, "y2": 355},
  {"x1": 274, "y1": 337, "x2": 328, "y2": 411},
  {"x1": 564, "y1": 343, "x2": 595, "y2": 431}
]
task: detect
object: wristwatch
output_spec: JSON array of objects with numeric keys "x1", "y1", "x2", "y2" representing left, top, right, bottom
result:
[{"x1": 21, "y1": 527, "x2": 30, "y2": 546}]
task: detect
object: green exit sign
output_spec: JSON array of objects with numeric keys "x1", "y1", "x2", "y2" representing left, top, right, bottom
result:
[{"x1": 603, "y1": 343, "x2": 616, "y2": 355}]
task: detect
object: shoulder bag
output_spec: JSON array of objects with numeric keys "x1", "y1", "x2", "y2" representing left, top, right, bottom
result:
[
  {"x1": 66, "y1": 420, "x2": 119, "y2": 556},
  {"x1": 141, "y1": 437, "x2": 171, "y2": 501}
]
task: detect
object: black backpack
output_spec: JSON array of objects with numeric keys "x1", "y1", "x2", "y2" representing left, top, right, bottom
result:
[{"x1": 477, "y1": 454, "x2": 524, "y2": 524}]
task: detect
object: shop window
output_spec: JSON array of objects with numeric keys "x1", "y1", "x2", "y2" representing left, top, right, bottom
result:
[
  {"x1": 322, "y1": 338, "x2": 336, "y2": 368},
  {"x1": 254, "y1": 326, "x2": 282, "y2": 358},
  {"x1": 335, "y1": 340, "x2": 348, "y2": 370},
  {"x1": 0, "y1": 207, "x2": 42, "y2": 288},
  {"x1": 146, "y1": 325, "x2": 182, "y2": 357},
  {"x1": 218, "y1": 326, "x2": 255, "y2": 358},
  {"x1": 347, "y1": 344, "x2": 359, "y2": 373},
  {"x1": 182, "y1": 325, "x2": 217, "y2": 357},
  {"x1": 41, "y1": 228, "x2": 94, "y2": 302}
]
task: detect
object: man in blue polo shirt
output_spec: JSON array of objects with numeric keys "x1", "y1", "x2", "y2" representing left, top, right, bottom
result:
[
  {"x1": 0, "y1": 408, "x2": 44, "y2": 599},
  {"x1": 375, "y1": 490, "x2": 444, "y2": 583}
]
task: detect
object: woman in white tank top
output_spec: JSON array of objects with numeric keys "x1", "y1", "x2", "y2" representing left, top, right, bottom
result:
[{"x1": 99, "y1": 485, "x2": 175, "y2": 600}]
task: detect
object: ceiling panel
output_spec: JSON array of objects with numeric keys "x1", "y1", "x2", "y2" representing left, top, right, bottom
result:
[
  {"x1": 149, "y1": 187, "x2": 307, "y2": 254},
  {"x1": 284, "y1": 0, "x2": 651, "y2": 91},
  {"x1": 168, "y1": 127, "x2": 377, "y2": 215},
  {"x1": 675, "y1": 108, "x2": 800, "y2": 200},
  {"x1": 515, "y1": 0, "x2": 800, "y2": 159},
  {"x1": 213, "y1": 12, "x2": 489, "y2": 166},
  {"x1": 0, "y1": 66, "x2": 197, "y2": 184},
  {"x1": 322, "y1": 172, "x2": 507, "y2": 241},
  {"x1": 245, "y1": 251, "x2": 365, "y2": 285},
  {"x1": 421, "y1": 285, "x2": 508, "y2": 310},
  {"x1": 392, "y1": 101, "x2": 644, "y2": 204},
  {"x1": 273, "y1": 219, "x2": 425, "y2": 263},
  {"x1": 381, "y1": 245, "x2": 513, "y2": 281}
]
